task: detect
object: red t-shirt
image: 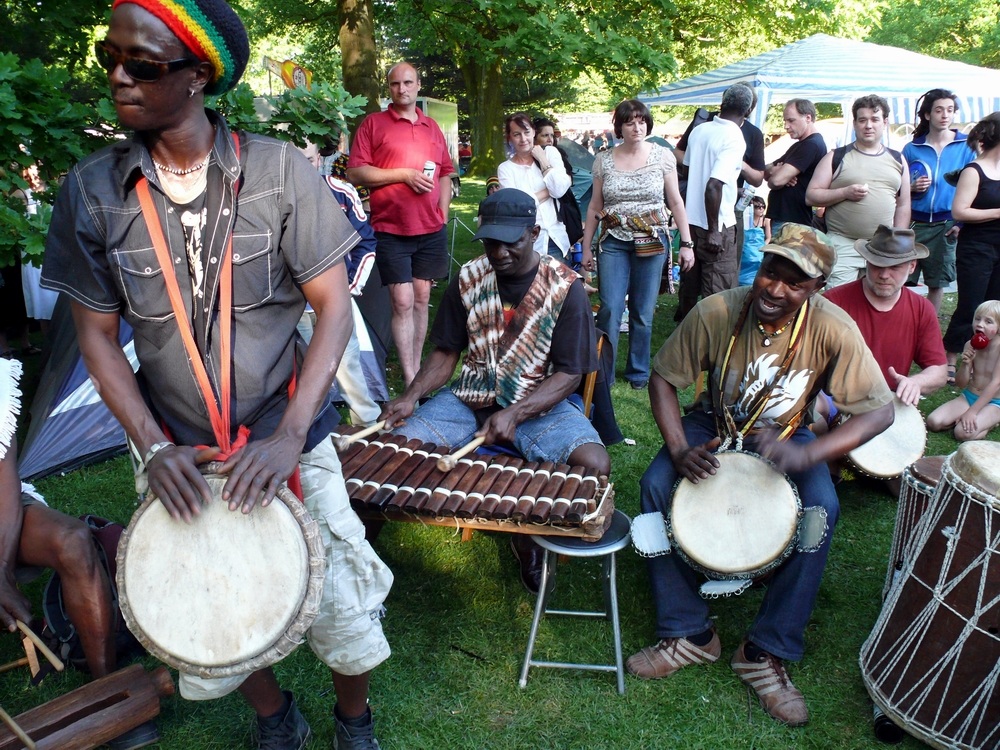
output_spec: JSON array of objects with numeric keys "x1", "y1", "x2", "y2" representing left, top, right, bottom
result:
[
  {"x1": 348, "y1": 107, "x2": 455, "y2": 235},
  {"x1": 824, "y1": 279, "x2": 946, "y2": 387}
]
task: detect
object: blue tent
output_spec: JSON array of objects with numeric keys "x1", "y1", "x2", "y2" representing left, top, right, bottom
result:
[{"x1": 639, "y1": 34, "x2": 1000, "y2": 133}]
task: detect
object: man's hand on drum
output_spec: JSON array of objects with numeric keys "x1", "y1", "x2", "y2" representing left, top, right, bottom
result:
[
  {"x1": 888, "y1": 367, "x2": 921, "y2": 407},
  {"x1": 670, "y1": 438, "x2": 722, "y2": 483},
  {"x1": 0, "y1": 571, "x2": 32, "y2": 633},
  {"x1": 755, "y1": 428, "x2": 813, "y2": 474},
  {"x1": 380, "y1": 397, "x2": 416, "y2": 431},
  {"x1": 219, "y1": 433, "x2": 303, "y2": 514},
  {"x1": 147, "y1": 445, "x2": 219, "y2": 523}
]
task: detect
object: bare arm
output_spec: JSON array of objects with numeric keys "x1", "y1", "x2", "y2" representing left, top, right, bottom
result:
[
  {"x1": 381, "y1": 347, "x2": 462, "y2": 429},
  {"x1": 220, "y1": 263, "x2": 353, "y2": 512},
  {"x1": 345, "y1": 165, "x2": 435, "y2": 194},
  {"x1": 952, "y1": 166, "x2": 1000, "y2": 223},
  {"x1": 894, "y1": 157, "x2": 911, "y2": 227},
  {"x1": 760, "y1": 401, "x2": 894, "y2": 473},
  {"x1": 805, "y1": 151, "x2": 868, "y2": 207},
  {"x1": 664, "y1": 167, "x2": 694, "y2": 271},
  {"x1": 703, "y1": 178, "x2": 725, "y2": 253},
  {"x1": 741, "y1": 161, "x2": 764, "y2": 188},
  {"x1": 478, "y1": 371, "x2": 582, "y2": 445},
  {"x1": 438, "y1": 173, "x2": 452, "y2": 224},
  {"x1": 0, "y1": 447, "x2": 31, "y2": 631},
  {"x1": 766, "y1": 161, "x2": 803, "y2": 189},
  {"x1": 649, "y1": 373, "x2": 720, "y2": 483},
  {"x1": 70, "y1": 303, "x2": 214, "y2": 522},
  {"x1": 888, "y1": 364, "x2": 948, "y2": 407},
  {"x1": 579, "y1": 173, "x2": 605, "y2": 272}
]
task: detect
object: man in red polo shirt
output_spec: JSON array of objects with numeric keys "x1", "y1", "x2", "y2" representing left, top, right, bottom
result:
[{"x1": 347, "y1": 62, "x2": 455, "y2": 386}]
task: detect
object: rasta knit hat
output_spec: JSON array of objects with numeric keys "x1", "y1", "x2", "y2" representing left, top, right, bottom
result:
[{"x1": 112, "y1": 0, "x2": 250, "y2": 95}]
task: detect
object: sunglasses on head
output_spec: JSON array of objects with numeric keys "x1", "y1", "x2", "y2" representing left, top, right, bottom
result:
[{"x1": 94, "y1": 41, "x2": 199, "y2": 83}]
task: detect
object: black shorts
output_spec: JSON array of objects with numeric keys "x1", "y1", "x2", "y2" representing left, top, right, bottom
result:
[{"x1": 374, "y1": 227, "x2": 448, "y2": 284}]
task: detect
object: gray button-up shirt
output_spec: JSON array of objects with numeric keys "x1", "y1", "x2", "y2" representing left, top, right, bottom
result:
[{"x1": 42, "y1": 111, "x2": 359, "y2": 449}]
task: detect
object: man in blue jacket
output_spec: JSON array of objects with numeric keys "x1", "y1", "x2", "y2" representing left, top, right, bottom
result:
[{"x1": 902, "y1": 89, "x2": 976, "y2": 315}]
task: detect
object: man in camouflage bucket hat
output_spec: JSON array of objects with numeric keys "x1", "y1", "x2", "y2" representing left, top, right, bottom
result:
[{"x1": 626, "y1": 222, "x2": 894, "y2": 728}]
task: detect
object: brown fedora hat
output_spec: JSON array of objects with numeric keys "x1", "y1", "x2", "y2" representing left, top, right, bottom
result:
[{"x1": 853, "y1": 225, "x2": 929, "y2": 267}]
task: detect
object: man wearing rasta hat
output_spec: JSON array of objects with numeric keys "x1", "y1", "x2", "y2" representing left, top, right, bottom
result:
[
  {"x1": 41, "y1": 1, "x2": 391, "y2": 748},
  {"x1": 627, "y1": 223, "x2": 893, "y2": 728}
]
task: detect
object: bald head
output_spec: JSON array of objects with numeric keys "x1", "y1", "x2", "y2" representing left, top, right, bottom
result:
[{"x1": 387, "y1": 62, "x2": 420, "y2": 110}]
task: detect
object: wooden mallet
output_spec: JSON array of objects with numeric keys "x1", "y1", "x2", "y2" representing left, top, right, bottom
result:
[
  {"x1": 15, "y1": 621, "x2": 63, "y2": 673},
  {"x1": 436, "y1": 436, "x2": 486, "y2": 472},
  {"x1": 333, "y1": 420, "x2": 386, "y2": 452}
]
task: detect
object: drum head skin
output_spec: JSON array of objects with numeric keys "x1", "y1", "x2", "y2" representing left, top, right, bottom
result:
[
  {"x1": 120, "y1": 475, "x2": 310, "y2": 672},
  {"x1": 950, "y1": 440, "x2": 1000, "y2": 499},
  {"x1": 848, "y1": 397, "x2": 927, "y2": 479},
  {"x1": 909, "y1": 455, "x2": 945, "y2": 486},
  {"x1": 670, "y1": 452, "x2": 799, "y2": 577}
]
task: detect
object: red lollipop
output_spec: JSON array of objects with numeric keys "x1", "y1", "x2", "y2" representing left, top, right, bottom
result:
[{"x1": 972, "y1": 332, "x2": 990, "y2": 350}]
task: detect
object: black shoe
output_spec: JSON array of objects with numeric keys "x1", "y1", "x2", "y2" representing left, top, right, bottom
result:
[
  {"x1": 105, "y1": 720, "x2": 159, "y2": 750},
  {"x1": 334, "y1": 707, "x2": 380, "y2": 750},
  {"x1": 509, "y1": 536, "x2": 544, "y2": 594},
  {"x1": 629, "y1": 379, "x2": 648, "y2": 390},
  {"x1": 254, "y1": 691, "x2": 311, "y2": 750}
]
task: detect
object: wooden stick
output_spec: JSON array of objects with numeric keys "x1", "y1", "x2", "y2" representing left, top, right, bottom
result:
[
  {"x1": 0, "y1": 657, "x2": 29, "y2": 675},
  {"x1": 333, "y1": 420, "x2": 386, "y2": 452},
  {"x1": 437, "y1": 436, "x2": 486, "y2": 472},
  {"x1": 15, "y1": 621, "x2": 63, "y2": 673},
  {"x1": 0, "y1": 705, "x2": 35, "y2": 750}
]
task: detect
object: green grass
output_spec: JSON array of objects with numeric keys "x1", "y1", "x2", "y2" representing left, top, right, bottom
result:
[{"x1": 1, "y1": 178, "x2": 986, "y2": 749}]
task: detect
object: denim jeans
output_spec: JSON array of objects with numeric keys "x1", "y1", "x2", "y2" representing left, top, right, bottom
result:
[
  {"x1": 392, "y1": 388, "x2": 602, "y2": 464},
  {"x1": 638, "y1": 410, "x2": 839, "y2": 661},
  {"x1": 594, "y1": 235, "x2": 666, "y2": 386}
]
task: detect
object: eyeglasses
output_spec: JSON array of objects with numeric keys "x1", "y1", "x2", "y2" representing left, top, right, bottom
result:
[{"x1": 94, "y1": 41, "x2": 199, "y2": 83}]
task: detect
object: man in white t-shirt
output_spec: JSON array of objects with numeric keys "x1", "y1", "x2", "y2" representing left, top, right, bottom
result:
[{"x1": 677, "y1": 83, "x2": 750, "y2": 320}]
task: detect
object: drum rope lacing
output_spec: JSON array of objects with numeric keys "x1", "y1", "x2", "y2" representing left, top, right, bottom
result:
[{"x1": 866, "y1": 459, "x2": 1000, "y2": 746}]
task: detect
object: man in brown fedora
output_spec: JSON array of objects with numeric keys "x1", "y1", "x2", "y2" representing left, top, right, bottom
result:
[{"x1": 825, "y1": 225, "x2": 948, "y2": 407}]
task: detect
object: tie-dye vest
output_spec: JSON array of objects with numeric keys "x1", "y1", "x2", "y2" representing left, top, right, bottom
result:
[{"x1": 452, "y1": 254, "x2": 577, "y2": 409}]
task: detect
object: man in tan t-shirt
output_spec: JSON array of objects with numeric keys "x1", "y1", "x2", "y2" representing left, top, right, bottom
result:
[
  {"x1": 806, "y1": 94, "x2": 911, "y2": 288},
  {"x1": 626, "y1": 223, "x2": 893, "y2": 728}
]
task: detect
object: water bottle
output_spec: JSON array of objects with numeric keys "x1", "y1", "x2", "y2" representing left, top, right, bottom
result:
[
  {"x1": 735, "y1": 185, "x2": 756, "y2": 212},
  {"x1": 672, "y1": 264, "x2": 680, "y2": 282},
  {"x1": 571, "y1": 242, "x2": 583, "y2": 269}
]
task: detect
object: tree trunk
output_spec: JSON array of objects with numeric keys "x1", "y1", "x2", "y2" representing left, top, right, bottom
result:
[
  {"x1": 338, "y1": 0, "x2": 380, "y2": 137},
  {"x1": 461, "y1": 57, "x2": 504, "y2": 179}
]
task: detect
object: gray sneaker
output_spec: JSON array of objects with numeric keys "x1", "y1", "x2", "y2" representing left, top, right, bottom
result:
[
  {"x1": 334, "y1": 708, "x2": 380, "y2": 750},
  {"x1": 254, "y1": 692, "x2": 311, "y2": 750}
]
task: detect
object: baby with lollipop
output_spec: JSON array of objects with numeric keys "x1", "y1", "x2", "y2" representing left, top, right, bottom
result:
[{"x1": 928, "y1": 299, "x2": 1000, "y2": 440}]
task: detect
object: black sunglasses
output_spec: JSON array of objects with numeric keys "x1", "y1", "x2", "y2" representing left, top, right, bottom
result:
[{"x1": 94, "y1": 41, "x2": 199, "y2": 83}]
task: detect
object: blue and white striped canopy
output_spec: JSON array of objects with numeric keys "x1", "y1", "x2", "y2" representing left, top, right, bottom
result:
[{"x1": 639, "y1": 34, "x2": 1000, "y2": 130}]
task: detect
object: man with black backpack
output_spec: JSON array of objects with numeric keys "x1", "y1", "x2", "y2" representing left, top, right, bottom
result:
[{"x1": 806, "y1": 95, "x2": 911, "y2": 288}]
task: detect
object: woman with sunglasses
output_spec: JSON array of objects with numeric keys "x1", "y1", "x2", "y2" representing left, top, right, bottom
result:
[{"x1": 41, "y1": 2, "x2": 392, "y2": 749}]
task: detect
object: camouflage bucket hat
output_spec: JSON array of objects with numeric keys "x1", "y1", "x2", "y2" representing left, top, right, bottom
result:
[{"x1": 762, "y1": 222, "x2": 836, "y2": 279}]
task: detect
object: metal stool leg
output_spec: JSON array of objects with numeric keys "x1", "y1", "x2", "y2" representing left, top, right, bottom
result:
[
  {"x1": 519, "y1": 550, "x2": 556, "y2": 688},
  {"x1": 606, "y1": 552, "x2": 625, "y2": 694}
]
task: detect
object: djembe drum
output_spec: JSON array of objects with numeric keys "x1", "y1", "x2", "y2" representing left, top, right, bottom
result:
[
  {"x1": 117, "y1": 466, "x2": 325, "y2": 678},
  {"x1": 860, "y1": 441, "x2": 1000, "y2": 750},
  {"x1": 848, "y1": 397, "x2": 927, "y2": 479}
]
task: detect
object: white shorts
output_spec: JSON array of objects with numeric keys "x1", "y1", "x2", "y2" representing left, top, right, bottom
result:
[{"x1": 180, "y1": 437, "x2": 393, "y2": 700}]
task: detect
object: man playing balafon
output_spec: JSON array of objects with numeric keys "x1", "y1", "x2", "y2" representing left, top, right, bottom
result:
[
  {"x1": 627, "y1": 224, "x2": 893, "y2": 727},
  {"x1": 40, "y1": 1, "x2": 391, "y2": 748},
  {"x1": 381, "y1": 189, "x2": 610, "y2": 592}
]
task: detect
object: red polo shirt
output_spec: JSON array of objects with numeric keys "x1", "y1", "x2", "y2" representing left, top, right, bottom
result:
[{"x1": 348, "y1": 106, "x2": 455, "y2": 235}]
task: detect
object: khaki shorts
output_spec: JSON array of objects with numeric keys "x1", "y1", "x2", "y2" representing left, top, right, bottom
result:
[
  {"x1": 825, "y1": 232, "x2": 866, "y2": 289},
  {"x1": 180, "y1": 438, "x2": 393, "y2": 700}
]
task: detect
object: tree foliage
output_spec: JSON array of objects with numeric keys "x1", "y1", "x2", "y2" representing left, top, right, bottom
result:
[{"x1": 866, "y1": 0, "x2": 1000, "y2": 68}]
